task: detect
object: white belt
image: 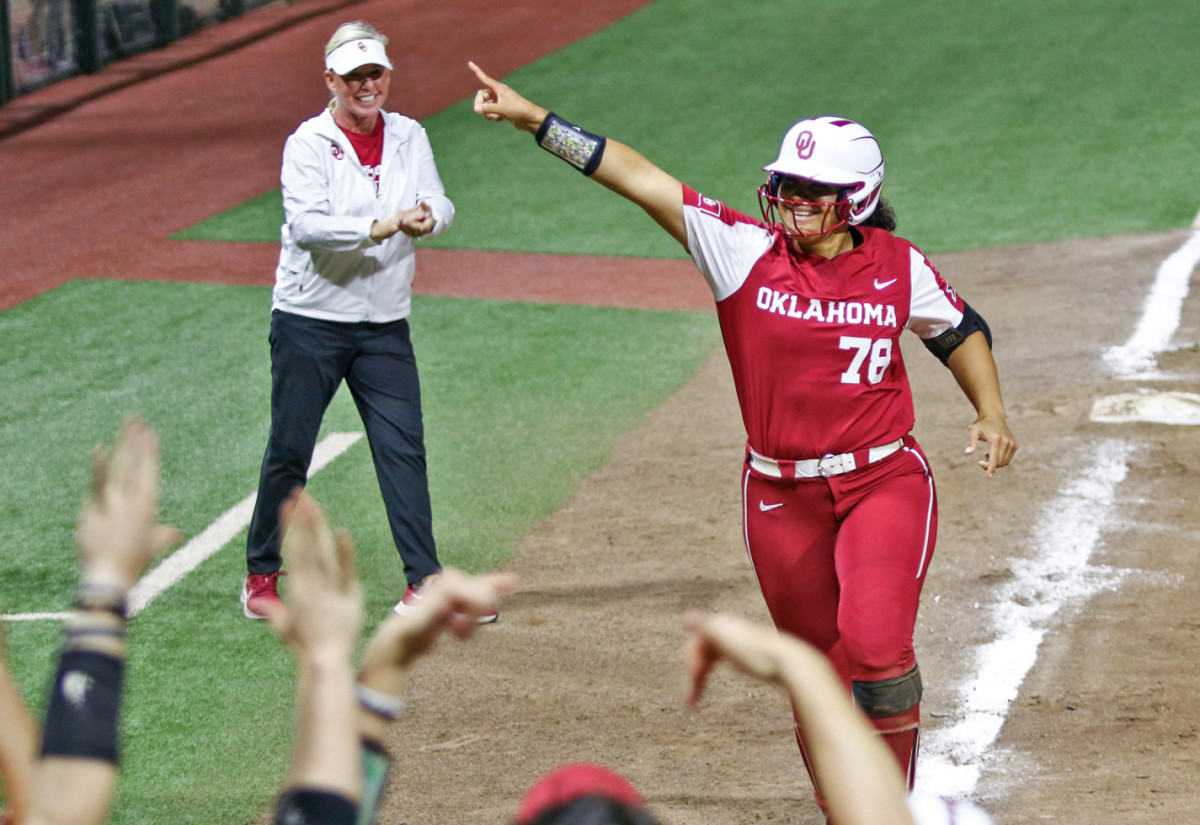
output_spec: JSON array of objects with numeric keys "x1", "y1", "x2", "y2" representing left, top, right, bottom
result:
[{"x1": 748, "y1": 438, "x2": 905, "y2": 480}]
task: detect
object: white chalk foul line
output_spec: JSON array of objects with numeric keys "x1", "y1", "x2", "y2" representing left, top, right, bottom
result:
[
  {"x1": 2, "y1": 431, "x2": 363, "y2": 622},
  {"x1": 918, "y1": 438, "x2": 1131, "y2": 797},
  {"x1": 1103, "y1": 230, "x2": 1200, "y2": 380}
]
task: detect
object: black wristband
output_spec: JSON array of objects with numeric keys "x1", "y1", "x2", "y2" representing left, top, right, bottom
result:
[
  {"x1": 274, "y1": 789, "x2": 358, "y2": 825},
  {"x1": 535, "y1": 112, "x2": 607, "y2": 176},
  {"x1": 41, "y1": 649, "x2": 124, "y2": 764}
]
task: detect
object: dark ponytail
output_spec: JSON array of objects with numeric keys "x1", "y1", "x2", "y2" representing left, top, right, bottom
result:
[{"x1": 861, "y1": 198, "x2": 896, "y2": 231}]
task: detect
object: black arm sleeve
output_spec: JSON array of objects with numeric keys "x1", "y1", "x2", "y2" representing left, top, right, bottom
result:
[{"x1": 921, "y1": 301, "x2": 992, "y2": 367}]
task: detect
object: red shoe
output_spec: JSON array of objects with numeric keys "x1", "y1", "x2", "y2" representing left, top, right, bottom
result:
[
  {"x1": 241, "y1": 572, "x2": 284, "y2": 620},
  {"x1": 394, "y1": 578, "x2": 499, "y2": 624}
]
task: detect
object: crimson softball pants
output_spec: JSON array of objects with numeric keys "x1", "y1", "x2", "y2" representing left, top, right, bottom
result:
[
  {"x1": 741, "y1": 442, "x2": 936, "y2": 786},
  {"x1": 246, "y1": 310, "x2": 440, "y2": 585}
]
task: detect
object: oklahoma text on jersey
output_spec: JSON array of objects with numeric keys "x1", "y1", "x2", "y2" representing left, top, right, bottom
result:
[{"x1": 755, "y1": 289, "x2": 900, "y2": 328}]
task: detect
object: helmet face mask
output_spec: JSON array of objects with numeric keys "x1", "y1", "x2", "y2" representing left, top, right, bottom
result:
[
  {"x1": 757, "y1": 174, "x2": 855, "y2": 238},
  {"x1": 759, "y1": 116, "x2": 885, "y2": 234}
]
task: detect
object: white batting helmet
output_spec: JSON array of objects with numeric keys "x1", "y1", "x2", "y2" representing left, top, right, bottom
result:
[{"x1": 763, "y1": 116, "x2": 885, "y2": 226}]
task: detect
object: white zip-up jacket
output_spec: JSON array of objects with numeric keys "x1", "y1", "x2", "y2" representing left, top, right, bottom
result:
[{"x1": 272, "y1": 109, "x2": 454, "y2": 323}]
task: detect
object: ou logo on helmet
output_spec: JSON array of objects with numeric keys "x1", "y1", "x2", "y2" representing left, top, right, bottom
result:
[{"x1": 794, "y1": 130, "x2": 816, "y2": 160}]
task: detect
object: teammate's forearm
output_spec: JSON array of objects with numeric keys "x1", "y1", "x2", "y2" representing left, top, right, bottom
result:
[
  {"x1": 512, "y1": 104, "x2": 550, "y2": 135},
  {"x1": 287, "y1": 652, "x2": 362, "y2": 801},
  {"x1": 0, "y1": 661, "x2": 37, "y2": 825},
  {"x1": 28, "y1": 606, "x2": 129, "y2": 825},
  {"x1": 776, "y1": 643, "x2": 914, "y2": 825}
]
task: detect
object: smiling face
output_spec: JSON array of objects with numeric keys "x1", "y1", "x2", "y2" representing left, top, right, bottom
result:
[
  {"x1": 325, "y1": 64, "x2": 390, "y2": 131},
  {"x1": 773, "y1": 176, "x2": 847, "y2": 237}
]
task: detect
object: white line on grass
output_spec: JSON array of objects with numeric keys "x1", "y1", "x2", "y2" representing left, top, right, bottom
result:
[
  {"x1": 1103, "y1": 229, "x2": 1200, "y2": 379},
  {"x1": 918, "y1": 439, "x2": 1131, "y2": 797},
  {"x1": 2, "y1": 431, "x2": 362, "y2": 622}
]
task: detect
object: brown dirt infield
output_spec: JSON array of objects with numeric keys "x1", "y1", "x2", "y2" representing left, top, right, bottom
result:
[{"x1": 3, "y1": 3, "x2": 1200, "y2": 825}]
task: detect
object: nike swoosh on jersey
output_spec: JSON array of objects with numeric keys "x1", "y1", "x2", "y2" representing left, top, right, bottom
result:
[
  {"x1": 874, "y1": 278, "x2": 898, "y2": 289},
  {"x1": 759, "y1": 501, "x2": 784, "y2": 511}
]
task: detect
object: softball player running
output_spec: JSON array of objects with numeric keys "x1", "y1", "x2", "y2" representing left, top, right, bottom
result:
[{"x1": 467, "y1": 63, "x2": 1017, "y2": 811}]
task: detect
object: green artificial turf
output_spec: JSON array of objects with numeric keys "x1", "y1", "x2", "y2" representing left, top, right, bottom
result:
[
  {"x1": 0, "y1": 279, "x2": 717, "y2": 825},
  {"x1": 174, "y1": 0, "x2": 1200, "y2": 255}
]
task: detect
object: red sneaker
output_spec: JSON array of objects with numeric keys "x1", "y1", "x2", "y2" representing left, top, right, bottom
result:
[
  {"x1": 241, "y1": 572, "x2": 284, "y2": 620},
  {"x1": 394, "y1": 578, "x2": 499, "y2": 624}
]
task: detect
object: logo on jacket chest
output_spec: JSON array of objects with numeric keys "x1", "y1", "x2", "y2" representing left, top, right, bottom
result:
[
  {"x1": 365, "y1": 164, "x2": 382, "y2": 196},
  {"x1": 754, "y1": 286, "x2": 898, "y2": 327}
]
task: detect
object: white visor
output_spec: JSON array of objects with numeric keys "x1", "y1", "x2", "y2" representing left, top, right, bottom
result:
[{"x1": 325, "y1": 38, "x2": 393, "y2": 76}]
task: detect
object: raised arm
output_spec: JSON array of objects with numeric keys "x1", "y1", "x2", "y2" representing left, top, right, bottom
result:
[
  {"x1": 28, "y1": 418, "x2": 181, "y2": 825},
  {"x1": 0, "y1": 621, "x2": 37, "y2": 825},
  {"x1": 353, "y1": 569, "x2": 519, "y2": 823},
  {"x1": 945, "y1": 332, "x2": 1017, "y2": 477},
  {"x1": 468, "y1": 61, "x2": 687, "y2": 248},
  {"x1": 262, "y1": 489, "x2": 364, "y2": 806},
  {"x1": 683, "y1": 611, "x2": 916, "y2": 825}
]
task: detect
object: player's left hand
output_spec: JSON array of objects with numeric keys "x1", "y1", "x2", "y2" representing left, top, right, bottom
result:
[{"x1": 965, "y1": 412, "x2": 1017, "y2": 477}]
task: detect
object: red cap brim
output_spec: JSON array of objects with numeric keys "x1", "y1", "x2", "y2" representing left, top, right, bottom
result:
[{"x1": 514, "y1": 763, "x2": 645, "y2": 825}]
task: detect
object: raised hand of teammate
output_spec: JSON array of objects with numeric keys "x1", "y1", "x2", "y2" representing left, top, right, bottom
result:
[
  {"x1": 262, "y1": 488, "x2": 363, "y2": 659},
  {"x1": 360, "y1": 568, "x2": 519, "y2": 686},
  {"x1": 76, "y1": 416, "x2": 183, "y2": 591},
  {"x1": 682, "y1": 610, "x2": 790, "y2": 705},
  {"x1": 681, "y1": 610, "x2": 919, "y2": 825}
]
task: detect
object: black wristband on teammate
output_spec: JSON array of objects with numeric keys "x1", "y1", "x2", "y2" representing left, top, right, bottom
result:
[
  {"x1": 274, "y1": 789, "x2": 358, "y2": 825},
  {"x1": 535, "y1": 113, "x2": 607, "y2": 176},
  {"x1": 41, "y1": 649, "x2": 125, "y2": 765}
]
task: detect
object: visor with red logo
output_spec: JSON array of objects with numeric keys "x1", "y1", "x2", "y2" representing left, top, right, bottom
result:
[{"x1": 325, "y1": 38, "x2": 393, "y2": 76}]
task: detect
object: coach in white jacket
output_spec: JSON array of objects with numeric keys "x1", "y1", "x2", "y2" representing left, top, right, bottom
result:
[{"x1": 241, "y1": 21, "x2": 487, "y2": 621}]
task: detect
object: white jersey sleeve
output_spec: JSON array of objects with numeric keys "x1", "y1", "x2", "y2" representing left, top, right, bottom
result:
[
  {"x1": 906, "y1": 246, "x2": 965, "y2": 339},
  {"x1": 681, "y1": 185, "x2": 774, "y2": 302}
]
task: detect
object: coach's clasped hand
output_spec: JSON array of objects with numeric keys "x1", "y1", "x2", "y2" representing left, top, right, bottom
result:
[{"x1": 371, "y1": 202, "x2": 436, "y2": 242}]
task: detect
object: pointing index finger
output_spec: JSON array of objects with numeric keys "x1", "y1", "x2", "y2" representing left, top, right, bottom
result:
[{"x1": 467, "y1": 60, "x2": 495, "y2": 87}]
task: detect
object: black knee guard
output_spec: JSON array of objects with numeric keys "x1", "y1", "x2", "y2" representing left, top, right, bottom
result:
[{"x1": 852, "y1": 666, "x2": 923, "y2": 718}]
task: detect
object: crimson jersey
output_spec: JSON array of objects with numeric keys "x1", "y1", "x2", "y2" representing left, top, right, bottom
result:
[{"x1": 681, "y1": 185, "x2": 966, "y2": 460}]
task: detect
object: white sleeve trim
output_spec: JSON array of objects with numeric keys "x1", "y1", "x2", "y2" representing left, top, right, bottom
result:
[
  {"x1": 907, "y1": 247, "x2": 964, "y2": 339},
  {"x1": 684, "y1": 202, "x2": 773, "y2": 302}
]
